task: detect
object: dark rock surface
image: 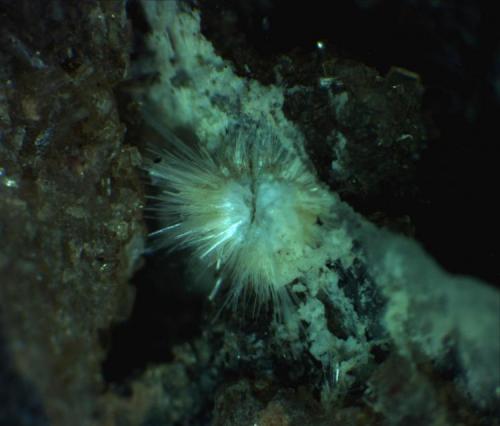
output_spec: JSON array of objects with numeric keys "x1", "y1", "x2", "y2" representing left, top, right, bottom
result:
[{"x1": 0, "y1": 1, "x2": 144, "y2": 424}]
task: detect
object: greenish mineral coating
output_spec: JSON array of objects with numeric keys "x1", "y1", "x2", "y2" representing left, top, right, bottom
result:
[
  {"x1": 132, "y1": 2, "x2": 499, "y2": 425},
  {"x1": 1, "y1": 1, "x2": 499, "y2": 426}
]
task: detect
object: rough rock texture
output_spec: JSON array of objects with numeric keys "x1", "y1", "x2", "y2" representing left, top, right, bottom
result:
[
  {"x1": 0, "y1": 1, "x2": 144, "y2": 425},
  {"x1": 283, "y1": 60, "x2": 426, "y2": 224},
  {"x1": 1, "y1": 1, "x2": 499, "y2": 426}
]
